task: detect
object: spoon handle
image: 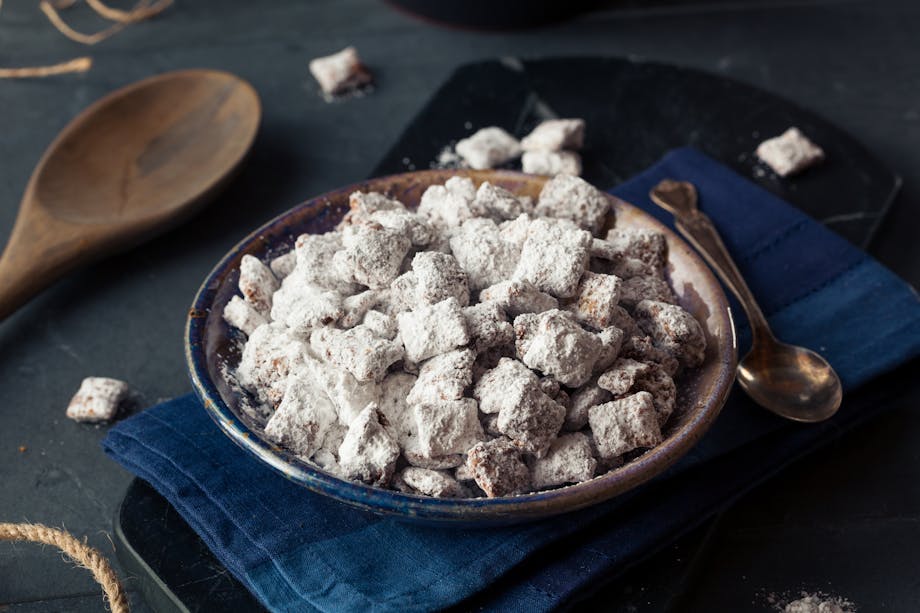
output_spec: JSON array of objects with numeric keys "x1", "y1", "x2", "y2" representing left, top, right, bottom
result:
[{"x1": 651, "y1": 182, "x2": 774, "y2": 345}]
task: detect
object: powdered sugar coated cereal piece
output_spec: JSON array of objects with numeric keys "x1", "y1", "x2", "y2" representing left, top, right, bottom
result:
[
  {"x1": 400, "y1": 467, "x2": 469, "y2": 498},
  {"x1": 269, "y1": 251, "x2": 296, "y2": 279},
  {"x1": 264, "y1": 377, "x2": 338, "y2": 458},
  {"x1": 521, "y1": 119, "x2": 586, "y2": 152},
  {"x1": 239, "y1": 254, "x2": 278, "y2": 314},
  {"x1": 522, "y1": 150, "x2": 582, "y2": 177},
  {"x1": 66, "y1": 377, "x2": 130, "y2": 423},
  {"x1": 406, "y1": 348, "x2": 476, "y2": 405},
  {"x1": 465, "y1": 438, "x2": 531, "y2": 497},
  {"x1": 496, "y1": 384, "x2": 566, "y2": 457},
  {"x1": 472, "y1": 181, "x2": 533, "y2": 221},
  {"x1": 530, "y1": 432, "x2": 597, "y2": 489},
  {"x1": 396, "y1": 297, "x2": 470, "y2": 362},
  {"x1": 387, "y1": 271, "x2": 418, "y2": 315},
  {"x1": 756, "y1": 127, "x2": 824, "y2": 177},
  {"x1": 238, "y1": 323, "x2": 314, "y2": 406},
  {"x1": 473, "y1": 357, "x2": 540, "y2": 414},
  {"x1": 375, "y1": 371, "x2": 417, "y2": 445},
  {"x1": 565, "y1": 271, "x2": 622, "y2": 330},
  {"x1": 498, "y1": 214, "x2": 532, "y2": 249},
  {"x1": 346, "y1": 191, "x2": 404, "y2": 218},
  {"x1": 294, "y1": 232, "x2": 358, "y2": 293},
  {"x1": 588, "y1": 391, "x2": 662, "y2": 459},
  {"x1": 619, "y1": 275, "x2": 676, "y2": 308},
  {"x1": 310, "y1": 325, "x2": 404, "y2": 382},
  {"x1": 599, "y1": 228, "x2": 668, "y2": 270},
  {"x1": 454, "y1": 127, "x2": 522, "y2": 170},
  {"x1": 634, "y1": 299, "x2": 707, "y2": 368},
  {"x1": 270, "y1": 275, "x2": 344, "y2": 335},
  {"x1": 223, "y1": 295, "x2": 267, "y2": 336},
  {"x1": 365, "y1": 208, "x2": 435, "y2": 247},
  {"x1": 514, "y1": 218, "x2": 592, "y2": 298},
  {"x1": 302, "y1": 354, "x2": 381, "y2": 426},
  {"x1": 597, "y1": 358, "x2": 651, "y2": 396},
  {"x1": 564, "y1": 380, "x2": 613, "y2": 431},
  {"x1": 411, "y1": 251, "x2": 469, "y2": 306},
  {"x1": 417, "y1": 183, "x2": 475, "y2": 231},
  {"x1": 635, "y1": 362, "x2": 677, "y2": 426},
  {"x1": 514, "y1": 309, "x2": 602, "y2": 387},
  {"x1": 478, "y1": 280, "x2": 558, "y2": 318},
  {"x1": 535, "y1": 174, "x2": 611, "y2": 234},
  {"x1": 413, "y1": 398, "x2": 484, "y2": 457},
  {"x1": 462, "y1": 302, "x2": 514, "y2": 352},
  {"x1": 338, "y1": 404, "x2": 400, "y2": 486},
  {"x1": 594, "y1": 326, "x2": 625, "y2": 374},
  {"x1": 339, "y1": 289, "x2": 385, "y2": 328},
  {"x1": 449, "y1": 218, "x2": 520, "y2": 291},
  {"x1": 621, "y1": 335, "x2": 680, "y2": 376},
  {"x1": 333, "y1": 223, "x2": 412, "y2": 289},
  {"x1": 362, "y1": 309, "x2": 396, "y2": 339},
  {"x1": 309, "y1": 46, "x2": 373, "y2": 96}
]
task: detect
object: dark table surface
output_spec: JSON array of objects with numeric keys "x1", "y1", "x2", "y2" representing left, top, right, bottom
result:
[{"x1": 1, "y1": 1, "x2": 918, "y2": 611}]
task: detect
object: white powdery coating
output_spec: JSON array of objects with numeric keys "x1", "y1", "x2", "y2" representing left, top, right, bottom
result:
[
  {"x1": 564, "y1": 380, "x2": 613, "y2": 431},
  {"x1": 269, "y1": 251, "x2": 297, "y2": 279},
  {"x1": 634, "y1": 299, "x2": 707, "y2": 368},
  {"x1": 310, "y1": 325, "x2": 404, "y2": 383},
  {"x1": 756, "y1": 127, "x2": 825, "y2": 177},
  {"x1": 783, "y1": 595, "x2": 854, "y2": 613},
  {"x1": 339, "y1": 290, "x2": 384, "y2": 328},
  {"x1": 400, "y1": 467, "x2": 469, "y2": 498},
  {"x1": 496, "y1": 384, "x2": 566, "y2": 457},
  {"x1": 238, "y1": 323, "x2": 314, "y2": 407},
  {"x1": 338, "y1": 404, "x2": 400, "y2": 486},
  {"x1": 376, "y1": 371, "x2": 417, "y2": 447},
  {"x1": 531, "y1": 432, "x2": 597, "y2": 489},
  {"x1": 473, "y1": 357, "x2": 539, "y2": 415},
  {"x1": 498, "y1": 214, "x2": 533, "y2": 250},
  {"x1": 387, "y1": 271, "x2": 418, "y2": 315},
  {"x1": 535, "y1": 174, "x2": 612, "y2": 234},
  {"x1": 406, "y1": 348, "x2": 476, "y2": 405},
  {"x1": 270, "y1": 273, "x2": 344, "y2": 335},
  {"x1": 413, "y1": 398, "x2": 484, "y2": 456},
  {"x1": 462, "y1": 302, "x2": 514, "y2": 352},
  {"x1": 313, "y1": 421, "x2": 347, "y2": 475},
  {"x1": 565, "y1": 271, "x2": 622, "y2": 330},
  {"x1": 223, "y1": 295, "x2": 268, "y2": 336},
  {"x1": 417, "y1": 178, "x2": 477, "y2": 231},
  {"x1": 514, "y1": 309, "x2": 602, "y2": 387},
  {"x1": 597, "y1": 358, "x2": 651, "y2": 395},
  {"x1": 449, "y1": 218, "x2": 520, "y2": 291},
  {"x1": 362, "y1": 309, "x2": 397, "y2": 339},
  {"x1": 472, "y1": 181, "x2": 533, "y2": 221},
  {"x1": 66, "y1": 377, "x2": 130, "y2": 422},
  {"x1": 412, "y1": 251, "x2": 470, "y2": 306},
  {"x1": 600, "y1": 227, "x2": 668, "y2": 270},
  {"x1": 513, "y1": 218, "x2": 592, "y2": 298},
  {"x1": 364, "y1": 208, "x2": 435, "y2": 247},
  {"x1": 520, "y1": 119, "x2": 586, "y2": 152},
  {"x1": 396, "y1": 297, "x2": 470, "y2": 362},
  {"x1": 621, "y1": 335, "x2": 680, "y2": 377},
  {"x1": 264, "y1": 377, "x2": 337, "y2": 458},
  {"x1": 466, "y1": 438, "x2": 531, "y2": 497},
  {"x1": 294, "y1": 232, "x2": 357, "y2": 293},
  {"x1": 588, "y1": 391, "x2": 662, "y2": 459},
  {"x1": 479, "y1": 280, "x2": 558, "y2": 317},
  {"x1": 347, "y1": 191, "x2": 405, "y2": 217},
  {"x1": 239, "y1": 254, "x2": 279, "y2": 315},
  {"x1": 454, "y1": 127, "x2": 522, "y2": 170},
  {"x1": 301, "y1": 354, "x2": 381, "y2": 426},
  {"x1": 619, "y1": 275, "x2": 677, "y2": 308},
  {"x1": 594, "y1": 326, "x2": 626, "y2": 374},
  {"x1": 333, "y1": 224, "x2": 412, "y2": 289},
  {"x1": 522, "y1": 150, "x2": 582, "y2": 177},
  {"x1": 308, "y1": 46, "x2": 372, "y2": 96}
]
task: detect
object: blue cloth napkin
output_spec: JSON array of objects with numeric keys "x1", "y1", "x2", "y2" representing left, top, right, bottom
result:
[{"x1": 103, "y1": 148, "x2": 920, "y2": 613}]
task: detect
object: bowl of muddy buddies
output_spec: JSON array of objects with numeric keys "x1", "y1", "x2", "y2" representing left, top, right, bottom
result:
[{"x1": 186, "y1": 169, "x2": 736, "y2": 523}]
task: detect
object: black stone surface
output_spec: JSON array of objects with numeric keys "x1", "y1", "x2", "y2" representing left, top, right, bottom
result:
[{"x1": 2, "y1": 0, "x2": 919, "y2": 611}]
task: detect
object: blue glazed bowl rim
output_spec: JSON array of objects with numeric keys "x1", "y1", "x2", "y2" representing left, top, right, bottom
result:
[{"x1": 185, "y1": 169, "x2": 737, "y2": 523}]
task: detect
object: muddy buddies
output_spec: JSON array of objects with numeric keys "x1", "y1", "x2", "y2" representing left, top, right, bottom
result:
[{"x1": 223, "y1": 174, "x2": 707, "y2": 498}]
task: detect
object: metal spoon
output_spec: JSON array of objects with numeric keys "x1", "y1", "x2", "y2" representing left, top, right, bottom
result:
[
  {"x1": 0, "y1": 69, "x2": 261, "y2": 321},
  {"x1": 650, "y1": 179, "x2": 842, "y2": 422}
]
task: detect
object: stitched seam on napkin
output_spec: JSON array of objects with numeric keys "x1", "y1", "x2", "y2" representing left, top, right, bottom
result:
[
  {"x1": 740, "y1": 218, "x2": 810, "y2": 264},
  {"x1": 140, "y1": 413, "x2": 385, "y2": 610}
]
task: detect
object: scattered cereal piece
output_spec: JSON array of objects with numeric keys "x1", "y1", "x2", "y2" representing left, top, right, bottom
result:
[
  {"x1": 309, "y1": 46, "x2": 373, "y2": 97},
  {"x1": 496, "y1": 384, "x2": 565, "y2": 457},
  {"x1": 466, "y1": 438, "x2": 531, "y2": 497},
  {"x1": 514, "y1": 218, "x2": 592, "y2": 298},
  {"x1": 239, "y1": 254, "x2": 279, "y2": 315},
  {"x1": 522, "y1": 150, "x2": 582, "y2": 177},
  {"x1": 310, "y1": 325, "x2": 404, "y2": 383},
  {"x1": 521, "y1": 119, "x2": 586, "y2": 152},
  {"x1": 565, "y1": 271, "x2": 622, "y2": 330},
  {"x1": 449, "y1": 218, "x2": 520, "y2": 291},
  {"x1": 514, "y1": 309, "x2": 602, "y2": 387},
  {"x1": 66, "y1": 377, "x2": 130, "y2": 423},
  {"x1": 473, "y1": 357, "x2": 540, "y2": 414},
  {"x1": 530, "y1": 432, "x2": 597, "y2": 489},
  {"x1": 396, "y1": 297, "x2": 470, "y2": 362},
  {"x1": 412, "y1": 251, "x2": 470, "y2": 306},
  {"x1": 471, "y1": 181, "x2": 533, "y2": 220},
  {"x1": 269, "y1": 251, "x2": 297, "y2": 279},
  {"x1": 338, "y1": 404, "x2": 400, "y2": 486},
  {"x1": 265, "y1": 377, "x2": 338, "y2": 458},
  {"x1": 406, "y1": 349, "x2": 476, "y2": 405},
  {"x1": 223, "y1": 295, "x2": 268, "y2": 336},
  {"x1": 333, "y1": 223, "x2": 412, "y2": 289},
  {"x1": 362, "y1": 309, "x2": 397, "y2": 339},
  {"x1": 535, "y1": 174, "x2": 611, "y2": 234},
  {"x1": 400, "y1": 467, "x2": 470, "y2": 498},
  {"x1": 755, "y1": 127, "x2": 825, "y2": 177},
  {"x1": 462, "y1": 302, "x2": 514, "y2": 352},
  {"x1": 565, "y1": 381, "x2": 613, "y2": 431},
  {"x1": 455, "y1": 127, "x2": 522, "y2": 170},
  {"x1": 634, "y1": 299, "x2": 707, "y2": 368},
  {"x1": 413, "y1": 398, "x2": 484, "y2": 457},
  {"x1": 588, "y1": 392, "x2": 662, "y2": 460}
]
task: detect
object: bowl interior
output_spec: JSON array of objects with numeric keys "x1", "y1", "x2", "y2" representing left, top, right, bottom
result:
[{"x1": 186, "y1": 169, "x2": 737, "y2": 524}]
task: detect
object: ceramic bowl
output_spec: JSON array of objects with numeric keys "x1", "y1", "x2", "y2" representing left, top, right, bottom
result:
[{"x1": 186, "y1": 169, "x2": 737, "y2": 524}]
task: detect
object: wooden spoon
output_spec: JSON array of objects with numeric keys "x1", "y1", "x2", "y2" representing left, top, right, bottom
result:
[{"x1": 0, "y1": 69, "x2": 261, "y2": 321}]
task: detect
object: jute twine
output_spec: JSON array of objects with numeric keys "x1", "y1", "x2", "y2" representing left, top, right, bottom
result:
[
  {"x1": 0, "y1": 522, "x2": 129, "y2": 613},
  {"x1": 0, "y1": 0, "x2": 172, "y2": 79}
]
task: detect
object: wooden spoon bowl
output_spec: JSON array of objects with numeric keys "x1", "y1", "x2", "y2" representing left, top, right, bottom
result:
[{"x1": 0, "y1": 69, "x2": 261, "y2": 320}]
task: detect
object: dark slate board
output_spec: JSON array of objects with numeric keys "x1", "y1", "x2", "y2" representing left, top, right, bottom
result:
[{"x1": 114, "y1": 57, "x2": 901, "y2": 612}]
